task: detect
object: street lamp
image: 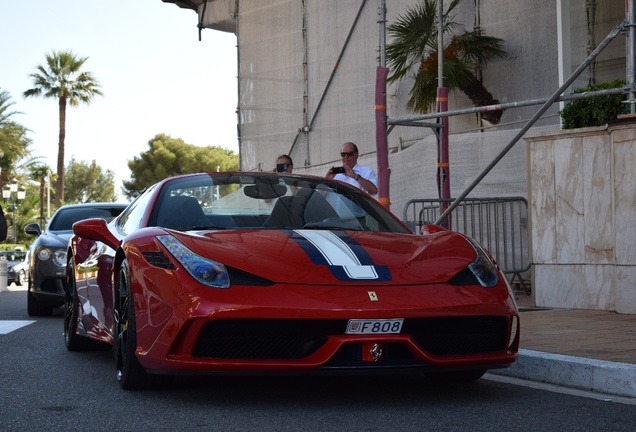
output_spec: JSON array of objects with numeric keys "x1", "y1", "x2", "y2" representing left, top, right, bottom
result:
[{"x1": 2, "y1": 179, "x2": 26, "y2": 244}]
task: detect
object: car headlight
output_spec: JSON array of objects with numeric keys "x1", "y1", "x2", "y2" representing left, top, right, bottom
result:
[
  {"x1": 38, "y1": 248, "x2": 51, "y2": 261},
  {"x1": 52, "y1": 250, "x2": 67, "y2": 267},
  {"x1": 157, "y1": 235, "x2": 230, "y2": 288},
  {"x1": 465, "y1": 237, "x2": 499, "y2": 288}
]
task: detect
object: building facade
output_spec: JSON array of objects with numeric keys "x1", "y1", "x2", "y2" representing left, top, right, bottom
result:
[
  {"x1": 164, "y1": 0, "x2": 627, "y2": 212},
  {"x1": 164, "y1": 1, "x2": 634, "y2": 312}
]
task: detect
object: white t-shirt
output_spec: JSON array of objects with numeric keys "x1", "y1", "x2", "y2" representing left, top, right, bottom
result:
[{"x1": 333, "y1": 164, "x2": 378, "y2": 195}]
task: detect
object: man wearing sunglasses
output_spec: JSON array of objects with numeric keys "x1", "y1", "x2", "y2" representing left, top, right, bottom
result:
[{"x1": 326, "y1": 142, "x2": 378, "y2": 195}]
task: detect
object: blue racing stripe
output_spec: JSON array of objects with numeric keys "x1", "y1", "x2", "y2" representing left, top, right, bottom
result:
[{"x1": 289, "y1": 230, "x2": 392, "y2": 282}]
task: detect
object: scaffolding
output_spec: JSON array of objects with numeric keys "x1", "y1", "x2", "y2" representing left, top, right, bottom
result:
[{"x1": 380, "y1": 0, "x2": 636, "y2": 225}]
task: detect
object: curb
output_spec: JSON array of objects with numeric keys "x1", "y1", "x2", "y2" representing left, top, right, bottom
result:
[{"x1": 489, "y1": 349, "x2": 636, "y2": 398}]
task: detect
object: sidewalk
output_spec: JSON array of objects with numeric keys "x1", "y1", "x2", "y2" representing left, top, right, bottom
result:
[{"x1": 490, "y1": 293, "x2": 636, "y2": 398}]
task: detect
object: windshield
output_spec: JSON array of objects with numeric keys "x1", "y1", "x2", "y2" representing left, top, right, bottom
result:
[
  {"x1": 0, "y1": 251, "x2": 26, "y2": 262},
  {"x1": 148, "y1": 173, "x2": 410, "y2": 233},
  {"x1": 48, "y1": 206, "x2": 125, "y2": 231}
]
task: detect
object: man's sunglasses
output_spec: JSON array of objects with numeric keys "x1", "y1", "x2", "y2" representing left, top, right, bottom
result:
[{"x1": 340, "y1": 151, "x2": 356, "y2": 157}]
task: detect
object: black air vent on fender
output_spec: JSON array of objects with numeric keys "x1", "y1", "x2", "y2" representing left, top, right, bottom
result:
[
  {"x1": 448, "y1": 267, "x2": 478, "y2": 286},
  {"x1": 227, "y1": 267, "x2": 274, "y2": 286},
  {"x1": 142, "y1": 251, "x2": 175, "y2": 269}
]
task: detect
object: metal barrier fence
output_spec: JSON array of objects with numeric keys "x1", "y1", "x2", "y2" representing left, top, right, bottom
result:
[{"x1": 402, "y1": 197, "x2": 531, "y2": 293}]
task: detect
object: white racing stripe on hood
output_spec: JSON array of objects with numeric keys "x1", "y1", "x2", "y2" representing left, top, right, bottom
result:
[{"x1": 295, "y1": 230, "x2": 379, "y2": 279}]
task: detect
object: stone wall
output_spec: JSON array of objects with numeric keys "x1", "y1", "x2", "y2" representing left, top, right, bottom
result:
[{"x1": 525, "y1": 120, "x2": 636, "y2": 313}]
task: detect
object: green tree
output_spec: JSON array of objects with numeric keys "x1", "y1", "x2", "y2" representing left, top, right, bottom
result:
[
  {"x1": 64, "y1": 158, "x2": 116, "y2": 203},
  {"x1": 23, "y1": 50, "x2": 103, "y2": 206},
  {"x1": 0, "y1": 89, "x2": 31, "y2": 187},
  {"x1": 13, "y1": 184, "x2": 40, "y2": 246},
  {"x1": 123, "y1": 134, "x2": 239, "y2": 199},
  {"x1": 386, "y1": 0, "x2": 507, "y2": 123}
]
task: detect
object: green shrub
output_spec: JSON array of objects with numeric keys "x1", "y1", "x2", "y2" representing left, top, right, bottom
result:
[{"x1": 559, "y1": 79, "x2": 629, "y2": 129}]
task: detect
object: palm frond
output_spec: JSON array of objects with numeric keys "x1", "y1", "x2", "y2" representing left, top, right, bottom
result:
[
  {"x1": 386, "y1": 0, "x2": 438, "y2": 82},
  {"x1": 451, "y1": 31, "x2": 507, "y2": 68},
  {"x1": 385, "y1": 0, "x2": 507, "y2": 116}
]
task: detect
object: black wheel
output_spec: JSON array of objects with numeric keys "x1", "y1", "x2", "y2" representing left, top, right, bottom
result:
[
  {"x1": 114, "y1": 259, "x2": 148, "y2": 390},
  {"x1": 64, "y1": 257, "x2": 92, "y2": 351},
  {"x1": 27, "y1": 290, "x2": 53, "y2": 317},
  {"x1": 16, "y1": 270, "x2": 25, "y2": 286}
]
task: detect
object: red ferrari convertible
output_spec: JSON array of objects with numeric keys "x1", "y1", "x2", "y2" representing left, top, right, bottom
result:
[{"x1": 65, "y1": 172, "x2": 519, "y2": 390}]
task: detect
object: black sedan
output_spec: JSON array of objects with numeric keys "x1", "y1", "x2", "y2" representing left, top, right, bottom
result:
[{"x1": 24, "y1": 203, "x2": 127, "y2": 316}]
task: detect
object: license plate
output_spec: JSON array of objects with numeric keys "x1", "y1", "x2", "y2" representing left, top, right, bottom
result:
[{"x1": 346, "y1": 318, "x2": 404, "y2": 334}]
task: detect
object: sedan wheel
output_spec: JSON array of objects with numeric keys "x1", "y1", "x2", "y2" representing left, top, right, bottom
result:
[
  {"x1": 114, "y1": 259, "x2": 148, "y2": 390},
  {"x1": 16, "y1": 270, "x2": 25, "y2": 286}
]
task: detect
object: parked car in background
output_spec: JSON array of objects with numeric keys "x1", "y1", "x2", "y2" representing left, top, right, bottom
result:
[
  {"x1": 65, "y1": 172, "x2": 520, "y2": 390},
  {"x1": 6, "y1": 249, "x2": 29, "y2": 286},
  {"x1": 25, "y1": 203, "x2": 127, "y2": 316},
  {"x1": 1, "y1": 249, "x2": 27, "y2": 286}
]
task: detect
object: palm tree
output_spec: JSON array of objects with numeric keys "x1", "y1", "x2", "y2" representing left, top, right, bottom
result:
[
  {"x1": 0, "y1": 89, "x2": 19, "y2": 126},
  {"x1": 23, "y1": 50, "x2": 103, "y2": 206},
  {"x1": 29, "y1": 164, "x2": 53, "y2": 225},
  {"x1": 386, "y1": 0, "x2": 507, "y2": 124}
]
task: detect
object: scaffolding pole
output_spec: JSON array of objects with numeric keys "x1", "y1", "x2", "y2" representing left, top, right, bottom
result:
[
  {"x1": 436, "y1": 0, "x2": 451, "y2": 228},
  {"x1": 434, "y1": 19, "x2": 625, "y2": 226},
  {"x1": 627, "y1": 0, "x2": 636, "y2": 114},
  {"x1": 376, "y1": 0, "x2": 390, "y2": 208}
]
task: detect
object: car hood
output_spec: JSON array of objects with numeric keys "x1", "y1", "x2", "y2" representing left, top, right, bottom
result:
[
  {"x1": 171, "y1": 229, "x2": 477, "y2": 285},
  {"x1": 36, "y1": 230, "x2": 74, "y2": 248}
]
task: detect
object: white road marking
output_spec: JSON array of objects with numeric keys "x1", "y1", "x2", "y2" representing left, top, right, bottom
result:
[{"x1": 0, "y1": 320, "x2": 35, "y2": 334}]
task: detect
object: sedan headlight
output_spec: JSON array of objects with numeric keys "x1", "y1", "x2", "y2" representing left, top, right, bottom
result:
[
  {"x1": 157, "y1": 235, "x2": 230, "y2": 288},
  {"x1": 465, "y1": 237, "x2": 499, "y2": 288},
  {"x1": 52, "y1": 250, "x2": 67, "y2": 267},
  {"x1": 37, "y1": 248, "x2": 51, "y2": 261},
  {"x1": 37, "y1": 248, "x2": 67, "y2": 268}
]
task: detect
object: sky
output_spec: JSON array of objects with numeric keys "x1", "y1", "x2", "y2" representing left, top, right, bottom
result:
[{"x1": 0, "y1": 0, "x2": 238, "y2": 201}]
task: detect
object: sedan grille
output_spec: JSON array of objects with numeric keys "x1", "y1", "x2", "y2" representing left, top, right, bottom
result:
[{"x1": 191, "y1": 317, "x2": 509, "y2": 360}]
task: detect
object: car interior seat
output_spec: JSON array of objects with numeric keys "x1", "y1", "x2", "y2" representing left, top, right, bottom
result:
[
  {"x1": 263, "y1": 188, "x2": 338, "y2": 228},
  {"x1": 155, "y1": 195, "x2": 210, "y2": 229}
]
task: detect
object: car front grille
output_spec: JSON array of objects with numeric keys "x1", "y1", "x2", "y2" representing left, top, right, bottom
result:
[
  {"x1": 192, "y1": 320, "x2": 339, "y2": 359},
  {"x1": 407, "y1": 317, "x2": 508, "y2": 356},
  {"x1": 191, "y1": 317, "x2": 509, "y2": 360},
  {"x1": 41, "y1": 278, "x2": 64, "y2": 294}
]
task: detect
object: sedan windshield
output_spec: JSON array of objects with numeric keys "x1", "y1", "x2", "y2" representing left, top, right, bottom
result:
[
  {"x1": 148, "y1": 174, "x2": 410, "y2": 233},
  {"x1": 48, "y1": 206, "x2": 126, "y2": 231}
]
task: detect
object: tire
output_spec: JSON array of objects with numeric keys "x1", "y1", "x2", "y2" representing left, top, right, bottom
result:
[
  {"x1": 27, "y1": 290, "x2": 53, "y2": 317},
  {"x1": 16, "y1": 270, "x2": 25, "y2": 286},
  {"x1": 114, "y1": 259, "x2": 148, "y2": 390},
  {"x1": 64, "y1": 257, "x2": 92, "y2": 351}
]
